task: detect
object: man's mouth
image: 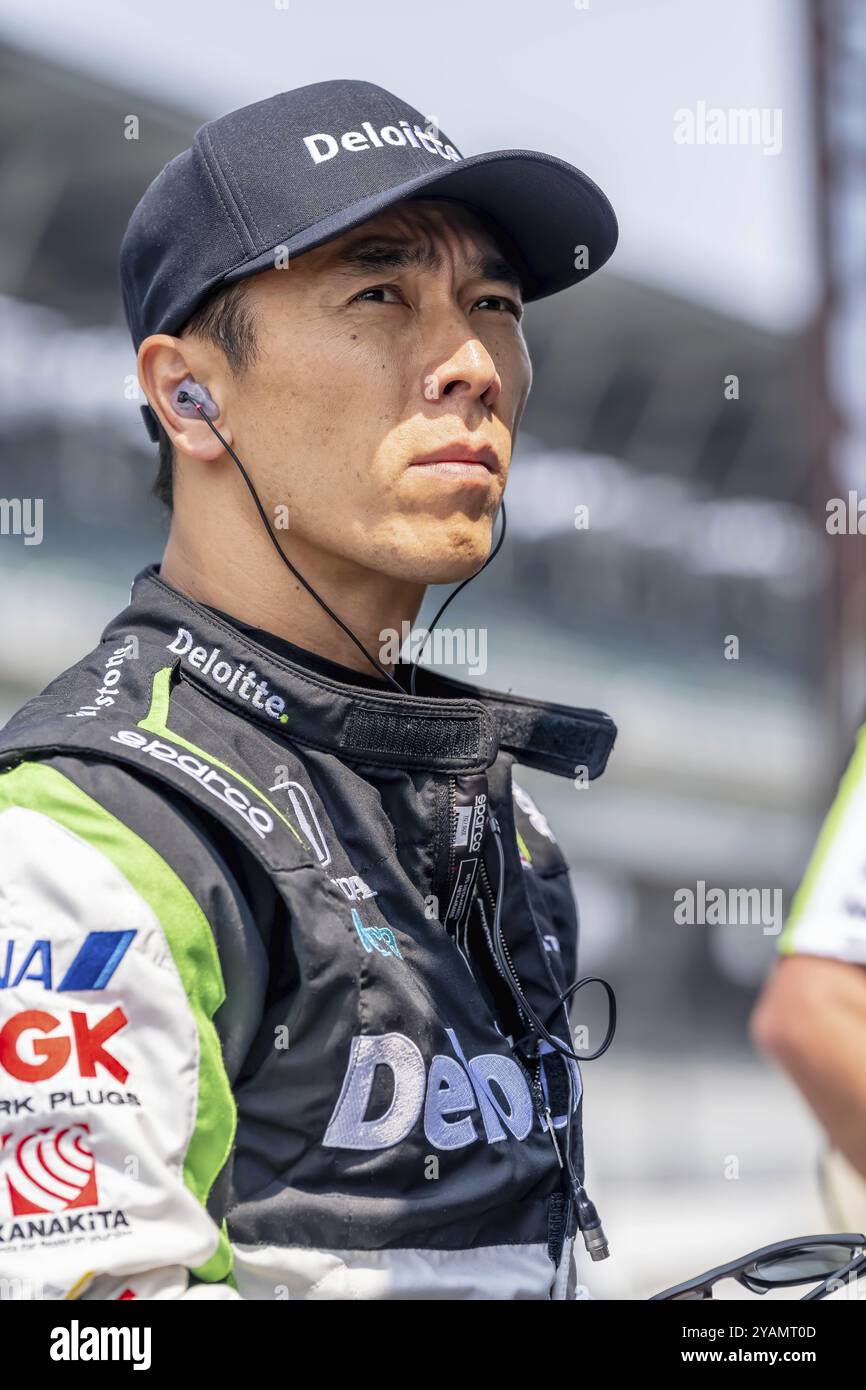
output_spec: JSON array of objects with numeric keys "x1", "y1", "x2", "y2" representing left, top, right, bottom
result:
[{"x1": 408, "y1": 443, "x2": 500, "y2": 479}]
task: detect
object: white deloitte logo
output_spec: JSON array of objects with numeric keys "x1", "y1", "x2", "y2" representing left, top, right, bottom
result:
[
  {"x1": 303, "y1": 118, "x2": 460, "y2": 165},
  {"x1": 111, "y1": 730, "x2": 274, "y2": 840},
  {"x1": 323, "y1": 1028, "x2": 580, "y2": 1153},
  {"x1": 167, "y1": 628, "x2": 288, "y2": 723}
]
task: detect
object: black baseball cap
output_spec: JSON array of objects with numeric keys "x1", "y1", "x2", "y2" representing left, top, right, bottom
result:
[{"x1": 120, "y1": 78, "x2": 618, "y2": 442}]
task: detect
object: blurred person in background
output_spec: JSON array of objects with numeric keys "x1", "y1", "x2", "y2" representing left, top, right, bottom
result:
[
  {"x1": 0, "y1": 80, "x2": 621, "y2": 1300},
  {"x1": 752, "y1": 730, "x2": 866, "y2": 1226}
]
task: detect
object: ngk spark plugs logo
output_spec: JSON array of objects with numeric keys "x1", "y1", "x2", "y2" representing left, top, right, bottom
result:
[
  {"x1": 0, "y1": 1008, "x2": 129, "y2": 1084},
  {"x1": 1, "y1": 1123, "x2": 98, "y2": 1214}
]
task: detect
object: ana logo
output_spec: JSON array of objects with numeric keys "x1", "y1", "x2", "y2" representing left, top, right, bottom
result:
[
  {"x1": 110, "y1": 731, "x2": 274, "y2": 839},
  {"x1": 1, "y1": 1123, "x2": 98, "y2": 1214},
  {"x1": 0, "y1": 930, "x2": 135, "y2": 992},
  {"x1": 322, "y1": 1028, "x2": 579, "y2": 1153},
  {"x1": 0, "y1": 1008, "x2": 129, "y2": 1084}
]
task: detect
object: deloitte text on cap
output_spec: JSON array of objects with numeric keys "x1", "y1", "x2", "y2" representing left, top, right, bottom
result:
[{"x1": 120, "y1": 78, "x2": 618, "y2": 442}]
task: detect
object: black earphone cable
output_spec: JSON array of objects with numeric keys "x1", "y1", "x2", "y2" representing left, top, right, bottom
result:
[
  {"x1": 511, "y1": 978, "x2": 617, "y2": 1063},
  {"x1": 486, "y1": 815, "x2": 613, "y2": 1257},
  {"x1": 178, "y1": 393, "x2": 403, "y2": 691},
  {"x1": 488, "y1": 812, "x2": 616, "y2": 1064},
  {"x1": 179, "y1": 391, "x2": 504, "y2": 697},
  {"x1": 409, "y1": 499, "x2": 507, "y2": 695}
]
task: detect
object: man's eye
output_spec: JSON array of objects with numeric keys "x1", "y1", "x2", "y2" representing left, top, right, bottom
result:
[
  {"x1": 475, "y1": 295, "x2": 522, "y2": 319},
  {"x1": 351, "y1": 284, "x2": 403, "y2": 305}
]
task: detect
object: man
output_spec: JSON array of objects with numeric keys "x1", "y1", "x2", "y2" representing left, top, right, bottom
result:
[
  {"x1": 751, "y1": 731, "x2": 866, "y2": 1205},
  {"x1": 0, "y1": 80, "x2": 618, "y2": 1300}
]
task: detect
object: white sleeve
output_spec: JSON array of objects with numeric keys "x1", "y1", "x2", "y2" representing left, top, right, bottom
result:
[
  {"x1": 0, "y1": 762, "x2": 241, "y2": 1301},
  {"x1": 780, "y1": 731, "x2": 866, "y2": 965}
]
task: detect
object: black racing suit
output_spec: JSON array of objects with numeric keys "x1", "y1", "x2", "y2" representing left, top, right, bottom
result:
[{"x1": 0, "y1": 563, "x2": 615, "y2": 1300}]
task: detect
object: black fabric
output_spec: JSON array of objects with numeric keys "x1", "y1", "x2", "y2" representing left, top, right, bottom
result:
[{"x1": 201, "y1": 600, "x2": 394, "y2": 692}]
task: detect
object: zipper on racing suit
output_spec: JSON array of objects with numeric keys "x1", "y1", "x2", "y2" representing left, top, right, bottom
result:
[
  {"x1": 447, "y1": 783, "x2": 575, "y2": 1251},
  {"x1": 438, "y1": 771, "x2": 578, "y2": 1269},
  {"x1": 477, "y1": 856, "x2": 565, "y2": 1171}
]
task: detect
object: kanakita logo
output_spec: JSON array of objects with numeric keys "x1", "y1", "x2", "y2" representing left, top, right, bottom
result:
[
  {"x1": 110, "y1": 730, "x2": 274, "y2": 839},
  {"x1": 0, "y1": 930, "x2": 135, "y2": 992},
  {"x1": 303, "y1": 118, "x2": 460, "y2": 166},
  {"x1": 323, "y1": 1028, "x2": 578, "y2": 1153},
  {"x1": 167, "y1": 627, "x2": 289, "y2": 722},
  {"x1": 1, "y1": 1122, "x2": 98, "y2": 1214},
  {"x1": 0, "y1": 1206, "x2": 129, "y2": 1247},
  {"x1": 0, "y1": 1008, "x2": 129, "y2": 1084}
]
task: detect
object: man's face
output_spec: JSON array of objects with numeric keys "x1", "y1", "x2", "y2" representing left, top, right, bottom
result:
[{"x1": 211, "y1": 198, "x2": 531, "y2": 584}]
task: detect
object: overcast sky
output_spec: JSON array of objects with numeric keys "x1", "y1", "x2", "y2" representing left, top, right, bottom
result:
[{"x1": 1, "y1": 0, "x2": 819, "y2": 331}]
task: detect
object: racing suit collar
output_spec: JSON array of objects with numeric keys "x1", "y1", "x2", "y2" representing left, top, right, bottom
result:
[{"x1": 105, "y1": 564, "x2": 616, "y2": 780}]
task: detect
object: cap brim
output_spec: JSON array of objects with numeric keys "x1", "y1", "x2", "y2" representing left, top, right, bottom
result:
[{"x1": 222, "y1": 148, "x2": 617, "y2": 301}]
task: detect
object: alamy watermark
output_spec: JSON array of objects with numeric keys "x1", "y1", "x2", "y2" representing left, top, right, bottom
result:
[
  {"x1": 674, "y1": 880, "x2": 783, "y2": 936},
  {"x1": 826, "y1": 492, "x2": 866, "y2": 534},
  {"x1": 674, "y1": 102, "x2": 782, "y2": 156},
  {"x1": 0, "y1": 497, "x2": 43, "y2": 545},
  {"x1": 380, "y1": 620, "x2": 487, "y2": 676}
]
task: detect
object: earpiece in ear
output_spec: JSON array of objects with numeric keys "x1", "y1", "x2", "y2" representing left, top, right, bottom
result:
[{"x1": 173, "y1": 374, "x2": 220, "y2": 420}]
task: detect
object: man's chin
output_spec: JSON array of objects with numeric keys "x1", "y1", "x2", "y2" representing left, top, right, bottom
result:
[{"x1": 377, "y1": 530, "x2": 495, "y2": 585}]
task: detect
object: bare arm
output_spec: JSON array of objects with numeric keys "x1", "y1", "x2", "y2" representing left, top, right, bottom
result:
[{"x1": 751, "y1": 954, "x2": 866, "y2": 1180}]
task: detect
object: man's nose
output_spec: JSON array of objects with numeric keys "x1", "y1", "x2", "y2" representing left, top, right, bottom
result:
[{"x1": 424, "y1": 335, "x2": 502, "y2": 407}]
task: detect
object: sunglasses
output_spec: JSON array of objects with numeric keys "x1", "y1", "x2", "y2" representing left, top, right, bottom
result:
[{"x1": 650, "y1": 1233, "x2": 866, "y2": 1301}]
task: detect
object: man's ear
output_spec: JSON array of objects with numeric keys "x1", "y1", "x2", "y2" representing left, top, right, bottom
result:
[{"x1": 137, "y1": 335, "x2": 230, "y2": 461}]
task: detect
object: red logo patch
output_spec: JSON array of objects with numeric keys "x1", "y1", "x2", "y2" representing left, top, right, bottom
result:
[{"x1": 1, "y1": 1122, "x2": 99, "y2": 1214}]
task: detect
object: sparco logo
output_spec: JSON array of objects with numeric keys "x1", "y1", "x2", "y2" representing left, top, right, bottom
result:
[
  {"x1": 303, "y1": 118, "x2": 460, "y2": 166},
  {"x1": 453, "y1": 792, "x2": 486, "y2": 853},
  {"x1": 110, "y1": 730, "x2": 274, "y2": 839},
  {"x1": 323, "y1": 1027, "x2": 541, "y2": 1153},
  {"x1": 469, "y1": 793, "x2": 487, "y2": 852}
]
